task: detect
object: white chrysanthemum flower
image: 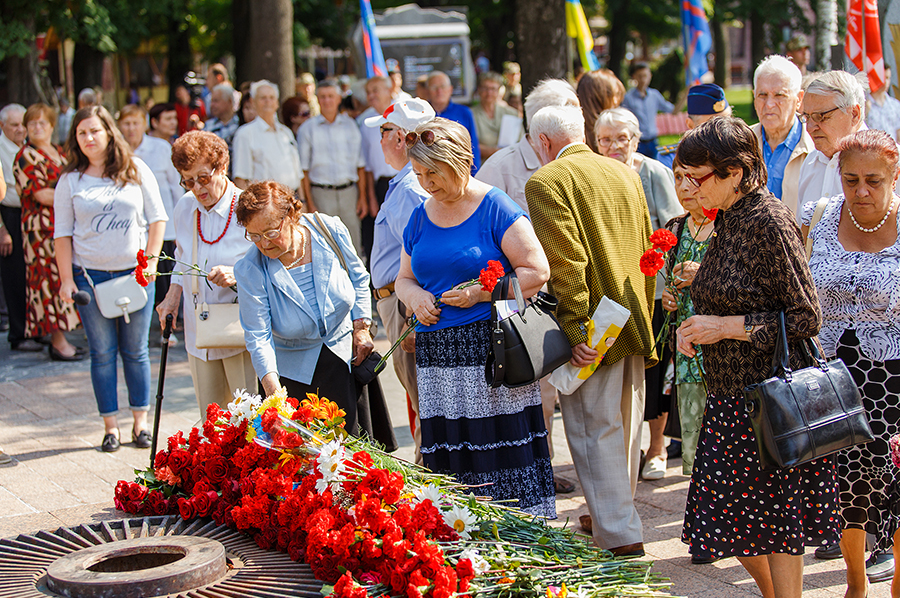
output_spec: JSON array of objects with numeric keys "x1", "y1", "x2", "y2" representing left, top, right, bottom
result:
[
  {"x1": 413, "y1": 484, "x2": 443, "y2": 506},
  {"x1": 443, "y1": 504, "x2": 478, "y2": 539},
  {"x1": 227, "y1": 389, "x2": 261, "y2": 425},
  {"x1": 569, "y1": 586, "x2": 591, "y2": 598},
  {"x1": 458, "y1": 548, "x2": 490, "y2": 574},
  {"x1": 319, "y1": 439, "x2": 344, "y2": 463}
]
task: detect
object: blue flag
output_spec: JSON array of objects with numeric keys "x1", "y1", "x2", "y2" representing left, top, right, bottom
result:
[
  {"x1": 360, "y1": 0, "x2": 387, "y2": 78},
  {"x1": 681, "y1": 0, "x2": 712, "y2": 85}
]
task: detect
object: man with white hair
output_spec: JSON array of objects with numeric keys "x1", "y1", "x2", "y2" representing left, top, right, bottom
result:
[
  {"x1": 476, "y1": 78, "x2": 578, "y2": 210},
  {"x1": 77, "y1": 88, "x2": 97, "y2": 109},
  {"x1": 475, "y1": 79, "x2": 580, "y2": 495},
  {"x1": 797, "y1": 70, "x2": 867, "y2": 216},
  {"x1": 232, "y1": 80, "x2": 303, "y2": 195},
  {"x1": 525, "y1": 104, "x2": 655, "y2": 556},
  {"x1": 750, "y1": 55, "x2": 814, "y2": 215},
  {"x1": 0, "y1": 103, "x2": 42, "y2": 353},
  {"x1": 363, "y1": 98, "x2": 435, "y2": 463},
  {"x1": 298, "y1": 79, "x2": 366, "y2": 254}
]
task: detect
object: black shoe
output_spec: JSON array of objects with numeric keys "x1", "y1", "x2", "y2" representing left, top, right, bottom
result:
[
  {"x1": 12, "y1": 339, "x2": 45, "y2": 352},
  {"x1": 867, "y1": 551, "x2": 895, "y2": 583},
  {"x1": 49, "y1": 345, "x2": 86, "y2": 361},
  {"x1": 691, "y1": 553, "x2": 719, "y2": 565},
  {"x1": 132, "y1": 429, "x2": 152, "y2": 449},
  {"x1": 101, "y1": 433, "x2": 120, "y2": 452},
  {"x1": 75, "y1": 346, "x2": 87, "y2": 355},
  {"x1": 815, "y1": 542, "x2": 842, "y2": 560},
  {"x1": 554, "y1": 475, "x2": 576, "y2": 494},
  {"x1": 667, "y1": 440, "x2": 683, "y2": 459}
]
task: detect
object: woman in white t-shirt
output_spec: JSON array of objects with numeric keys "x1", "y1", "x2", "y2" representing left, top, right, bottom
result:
[{"x1": 54, "y1": 106, "x2": 167, "y2": 453}]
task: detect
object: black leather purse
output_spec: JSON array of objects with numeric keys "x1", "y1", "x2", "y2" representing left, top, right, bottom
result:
[
  {"x1": 743, "y1": 311, "x2": 873, "y2": 470},
  {"x1": 485, "y1": 273, "x2": 572, "y2": 389}
]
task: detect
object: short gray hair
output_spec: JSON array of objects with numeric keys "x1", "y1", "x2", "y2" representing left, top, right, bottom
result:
[
  {"x1": 249, "y1": 80, "x2": 279, "y2": 100},
  {"x1": 0, "y1": 103, "x2": 25, "y2": 124},
  {"x1": 524, "y1": 79, "x2": 579, "y2": 132},
  {"x1": 595, "y1": 107, "x2": 641, "y2": 140},
  {"x1": 77, "y1": 88, "x2": 96, "y2": 105},
  {"x1": 212, "y1": 83, "x2": 235, "y2": 102},
  {"x1": 754, "y1": 55, "x2": 802, "y2": 96},
  {"x1": 529, "y1": 105, "x2": 585, "y2": 145},
  {"x1": 805, "y1": 70, "x2": 867, "y2": 120}
]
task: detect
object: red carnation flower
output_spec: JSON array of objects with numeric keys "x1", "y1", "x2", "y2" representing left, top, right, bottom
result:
[
  {"x1": 639, "y1": 249, "x2": 665, "y2": 277},
  {"x1": 136, "y1": 249, "x2": 149, "y2": 269},
  {"x1": 649, "y1": 229, "x2": 678, "y2": 252},
  {"x1": 702, "y1": 207, "x2": 719, "y2": 221},
  {"x1": 134, "y1": 266, "x2": 149, "y2": 288},
  {"x1": 478, "y1": 260, "x2": 505, "y2": 292}
]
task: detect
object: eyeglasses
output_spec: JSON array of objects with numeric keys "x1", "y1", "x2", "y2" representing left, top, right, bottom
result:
[
  {"x1": 405, "y1": 130, "x2": 450, "y2": 148},
  {"x1": 683, "y1": 171, "x2": 718, "y2": 188},
  {"x1": 799, "y1": 106, "x2": 841, "y2": 124},
  {"x1": 596, "y1": 134, "x2": 633, "y2": 148},
  {"x1": 299, "y1": 111, "x2": 311, "y2": 118},
  {"x1": 244, "y1": 220, "x2": 286, "y2": 243},
  {"x1": 180, "y1": 173, "x2": 214, "y2": 190}
]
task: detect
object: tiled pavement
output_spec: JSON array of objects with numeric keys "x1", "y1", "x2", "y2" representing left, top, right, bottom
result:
[{"x1": 0, "y1": 328, "x2": 886, "y2": 597}]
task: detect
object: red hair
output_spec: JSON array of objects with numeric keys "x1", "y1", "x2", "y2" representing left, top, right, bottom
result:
[{"x1": 838, "y1": 129, "x2": 900, "y2": 177}]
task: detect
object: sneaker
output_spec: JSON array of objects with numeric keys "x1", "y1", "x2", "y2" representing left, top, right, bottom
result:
[
  {"x1": 0, "y1": 450, "x2": 11, "y2": 465},
  {"x1": 867, "y1": 551, "x2": 894, "y2": 583},
  {"x1": 641, "y1": 455, "x2": 667, "y2": 480}
]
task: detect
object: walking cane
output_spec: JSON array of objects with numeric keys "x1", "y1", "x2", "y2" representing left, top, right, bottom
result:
[{"x1": 150, "y1": 314, "x2": 174, "y2": 468}]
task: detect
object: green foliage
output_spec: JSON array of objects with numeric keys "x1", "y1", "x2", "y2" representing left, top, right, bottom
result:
[
  {"x1": 293, "y1": 0, "x2": 354, "y2": 49},
  {"x1": 0, "y1": 0, "x2": 117, "y2": 60}
]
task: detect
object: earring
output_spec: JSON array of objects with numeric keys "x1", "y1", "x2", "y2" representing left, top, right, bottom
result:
[{"x1": 733, "y1": 186, "x2": 738, "y2": 194}]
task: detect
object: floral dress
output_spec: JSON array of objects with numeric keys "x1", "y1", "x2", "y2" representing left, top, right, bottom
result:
[
  {"x1": 13, "y1": 143, "x2": 80, "y2": 337},
  {"x1": 681, "y1": 190, "x2": 840, "y2": 558}
]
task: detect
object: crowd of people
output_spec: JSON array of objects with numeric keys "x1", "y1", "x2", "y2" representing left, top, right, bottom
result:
[{"x1": 0, "y1": 51, "x2": 898, "y2": 598}]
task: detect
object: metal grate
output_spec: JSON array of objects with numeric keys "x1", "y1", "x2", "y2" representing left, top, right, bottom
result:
[{"x1": 0, "y1": 517, "x2": 324, "y2": 598}]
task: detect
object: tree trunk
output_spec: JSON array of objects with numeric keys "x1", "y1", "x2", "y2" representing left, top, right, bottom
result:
[
  {"x1": 515, "y1": 0, "x2": 567, "y2": 101},
  {"x1": 816, "y1": 0, "x2": 839, "y2": 70},
  {"x1": 167, "y1": 12, "x2": 193, "y2": 102},
  {"x1": 72, "y1": 45, "x2": 105, "y2": 101},
  {"x1": 711, "y1": 11, "x2": 730, "y2": 88},
  {"x1": 606, "y1": 0, "x2": 630, "y2": 81},
  {"x1": 238, "y1": 0, "x2": 295, "y2": 102},
  {"x1": 5, "y1": 17, "x2": 53, "y2": 106},
  {"x1": 233, "y1": 0, "x2": 251, "y2": 86},
  {"x1": 749, "y1": 14, "x2": 766, "y2": 81}
]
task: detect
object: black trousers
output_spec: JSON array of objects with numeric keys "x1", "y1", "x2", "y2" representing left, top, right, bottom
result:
[
  {"x1": 0, "y1": 206, "x2": 28, "y2": 345},
  {"x1": 360, "y1": 176, "x2": 392, "y2": 266}
]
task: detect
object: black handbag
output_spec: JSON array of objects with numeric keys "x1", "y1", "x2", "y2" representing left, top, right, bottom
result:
[
  {"x1": 485, "y1": 273, "x2": 572, "y2": 389},
  {"x1": 743, "y1": 311, "x2": 873, "y2": 470}
]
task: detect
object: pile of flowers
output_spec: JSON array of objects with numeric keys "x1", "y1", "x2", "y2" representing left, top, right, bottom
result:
[{"x1": 115, "y1": 390, "x2": 671, "y2": 598}]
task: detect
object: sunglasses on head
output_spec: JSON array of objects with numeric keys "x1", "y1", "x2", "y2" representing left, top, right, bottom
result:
[{"x1": 405, "y1": 130, "x2": 450, "y2": 149}]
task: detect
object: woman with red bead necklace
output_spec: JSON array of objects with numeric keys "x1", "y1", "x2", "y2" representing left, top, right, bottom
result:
[{"x1": 156, "y1": 131, "x2": 255, "y2": 417}]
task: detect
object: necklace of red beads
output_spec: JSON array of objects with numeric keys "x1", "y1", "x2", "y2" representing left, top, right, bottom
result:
[{"x1": 197, "y1": 191, "x2": 236, "y2": 245}]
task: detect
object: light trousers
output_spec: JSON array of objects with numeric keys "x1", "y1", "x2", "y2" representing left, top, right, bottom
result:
[
  {"x1": 560, "y1": 354, "x2": 646, "y2": 549},
  {"x1": 187, "y1": 351, "x2": 258, "y2": 420},
  {"x1": 310, "y1": 185, "x2": 362, "y2": 255}
]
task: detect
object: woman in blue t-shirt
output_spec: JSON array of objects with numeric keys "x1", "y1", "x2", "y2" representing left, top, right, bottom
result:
[{"x1": 396, "y1": 118, "x2": 556, "y2": 517}]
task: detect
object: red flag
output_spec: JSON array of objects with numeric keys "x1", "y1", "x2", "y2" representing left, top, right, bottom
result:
[{"x1": 846, "y1": 0, "x2": 886, "y2": 92}]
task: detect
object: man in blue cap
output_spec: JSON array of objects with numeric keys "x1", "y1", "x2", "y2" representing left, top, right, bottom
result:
[{"x1": 657, "y1": 83, "x2": 732, "y2": 169}]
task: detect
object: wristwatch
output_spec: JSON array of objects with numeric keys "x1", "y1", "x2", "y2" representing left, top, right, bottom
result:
[{"x1": 743, "y1": 318, "x2": 754, "y2": 336}]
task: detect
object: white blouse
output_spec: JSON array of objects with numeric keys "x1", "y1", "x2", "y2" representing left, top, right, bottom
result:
[{"x1": 802, "y1": 194, "x2": 900, "y2": 361}]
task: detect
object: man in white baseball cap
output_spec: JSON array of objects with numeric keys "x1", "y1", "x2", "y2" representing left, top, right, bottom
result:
[{"x1": 365, "y1": 98, "x2": 434, "y2": 463}]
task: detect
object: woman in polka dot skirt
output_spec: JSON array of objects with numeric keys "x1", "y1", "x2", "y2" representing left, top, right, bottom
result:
[
  {"x1": 802, "y1": 129, "x2": 900, "y2": 598},
  {"x1": 674, "y1": 117, "x2": 840, "y2": 598}
]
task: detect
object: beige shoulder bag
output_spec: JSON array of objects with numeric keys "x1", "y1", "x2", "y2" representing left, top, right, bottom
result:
[
  {"x1": 804, "y1": 197, "x2": 829, "y2": 260},
  {"x1": 193, "y1": 209, "x2": 245, "y2": 349}
]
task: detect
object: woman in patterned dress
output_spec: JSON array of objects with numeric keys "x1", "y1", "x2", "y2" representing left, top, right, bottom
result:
[
  {"x1": 12, "y1": 104, "x2": 82, "y2": 360},
  {"x1": 675, "y1": 117, "x2": 840, "y2": 598},
  {"x1": 801, "y1": 129, "x2": 900, "y2": 598},
  {"x1": 395, "y1": 118, "x2": 556, "y2": 517}
]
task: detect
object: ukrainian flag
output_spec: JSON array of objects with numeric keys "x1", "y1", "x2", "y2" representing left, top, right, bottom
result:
[
  {"x1": 566, "y1": 0, "x2": 601, "y2": 72},
  {"x1": 360, "y1": 0, "x2": 387, "y2": 77}
]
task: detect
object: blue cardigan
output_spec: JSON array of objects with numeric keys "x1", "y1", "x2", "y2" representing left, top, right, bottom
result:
[{"x1": 235, "y1": 213, "x2": 371, "y2": 384}]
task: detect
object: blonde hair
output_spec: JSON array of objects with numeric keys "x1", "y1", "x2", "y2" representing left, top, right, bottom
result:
[{"x1": 406, "y1": 118, "x2": 473, "y2": 184}]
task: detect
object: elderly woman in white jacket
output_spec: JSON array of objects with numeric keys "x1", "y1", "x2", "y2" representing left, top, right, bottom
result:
[{"x1": 234, "y1": 181, "x2": 373, "y2": 434}]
